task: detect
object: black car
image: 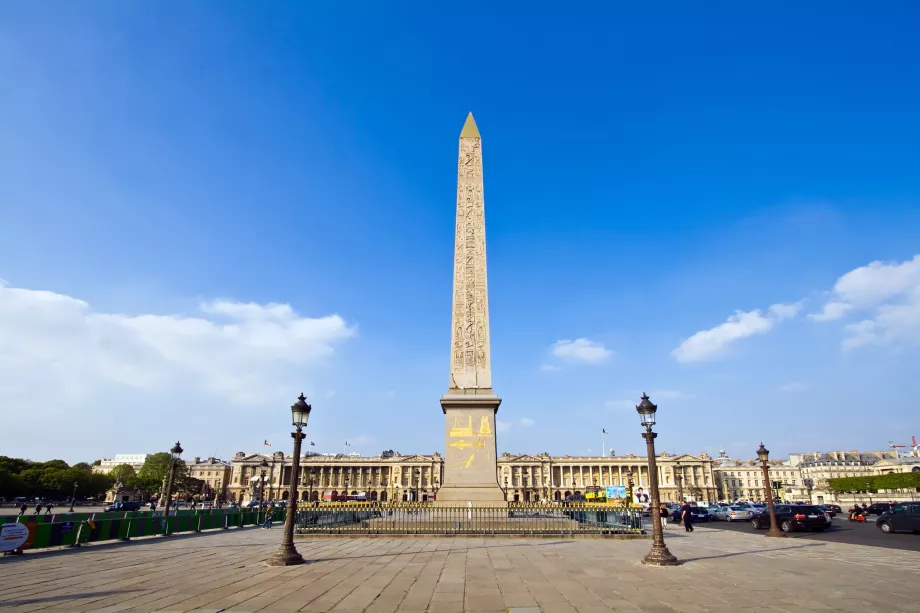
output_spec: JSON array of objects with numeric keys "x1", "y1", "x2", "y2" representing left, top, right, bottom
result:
[
  {"x1": 819, "y1": 504, "x2": 838, "y2": 517},
  {"x1": 824, "y1": 504, "x2": 842, "y2": 515},
  {"x1": 866, "y1": 503, "x2": 895, "y2": 516},
  {"x1": 751, "y1": 504, "x2": 827, "y2": 532},
  {"x1": 104, "y1": 501, "x2": 142, "y2": 512},
  {"x1": 876, "y1": 503, "x2": 920, "y2": 534},
  {"x1": 670, "y1": 506, "x2": 710, "y2": 523}
]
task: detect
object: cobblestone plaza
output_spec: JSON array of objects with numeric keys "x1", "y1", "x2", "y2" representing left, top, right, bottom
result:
[{"x1": 2, "y1": 525, "x2": 918, "y2": 612}]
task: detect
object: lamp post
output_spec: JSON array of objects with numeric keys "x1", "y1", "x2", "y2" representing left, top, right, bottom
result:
[
  {"x1": 415, "y1": 468, "x2": 421, "y2": 502},
  {"x1": 308, "y1": 470, "x2": 316, "y2": 505},
  {"x1": 503, "y1": 476, "x2": 509, "y2": 502},
  {"x1": 627, "y1": 474, "x2": 635, "y2": 506},
  {"x1": 636, "y1": 394, "x2": 678, "y2": 566},
  {"x1": 756, "y1": 443, "x2": 785, "y2": 538},
  {"x1": 268, "y1": 393, "x2": 311, "y2": 566},
  {"x1": 344, "y1": 475, "x2": 350, "y2": 500},
  {"x1": 433, "y1": 478, "x2": 440, "y2": 501},
  {"x1": 162, "y1": 441, "x2": 183, "y2": 534},
  {"x1": 69, "y1": 481, "x2": 78, "y2": 512},
  {"x1": 674, "y1": 461, "x2": 684, "y2": 502},
  {"x1": 259, "y1": 459, "x2": 268, "y2": 510}
]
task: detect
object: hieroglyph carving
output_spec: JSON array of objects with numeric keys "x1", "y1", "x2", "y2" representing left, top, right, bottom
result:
[{"x1": 449, "y1": 133, "x2": 492, "y2": 390}]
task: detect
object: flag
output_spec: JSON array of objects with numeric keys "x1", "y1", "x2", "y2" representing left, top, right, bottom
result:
[
  {"x1": 263, "y1": 440, "x2": 271, "y2": 447},
  {"x1": 345, "y1": 441, "x2": 350, "y2": 446},
  {"x1": 310, "y1": 441, "x2": 315, "y2": 446},
  {"x1": 602, "y1": 429, "x2": 607, "y2": 434}
]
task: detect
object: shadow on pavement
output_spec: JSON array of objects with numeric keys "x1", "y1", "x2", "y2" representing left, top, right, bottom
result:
[
  {"x1": 0, "y1": 589, "x2": 145, "y2": 607},
  {"x1": 681, "y1": 542, "x2": 826, "y2": 563}
]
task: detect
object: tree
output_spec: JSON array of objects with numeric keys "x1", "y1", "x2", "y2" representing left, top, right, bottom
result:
[
  {"x1": 109, "y1": 464, "x2": 137, "y2": 486},
  {"x1": 136, "y1": 453, "x2": 186, "y2": 498}
]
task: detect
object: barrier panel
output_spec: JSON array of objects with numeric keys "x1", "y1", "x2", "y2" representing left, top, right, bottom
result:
[
  {"x1": 4, "y1": 508, "x2": 284, "y2": 553},
  {"x1": 296, "y1": 502, "x2": 645, "y2": 536}
]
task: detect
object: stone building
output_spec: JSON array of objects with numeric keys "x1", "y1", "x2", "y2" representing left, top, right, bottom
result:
[
  {"x1": 187, "y1": 457, "x2": 232, "y2": 501},
  {"x1": 788, "y1": 450, "x2": 899, "y2": 503},
  {"x1": 227, "y1": 450, "x2": 717, "y2": 504},
  {"x1": 92, "y1": 453, "x2": 151, "y2": 475},
  {"x1": 713, "y1": 460, "x2": 809, "y2": 502}
]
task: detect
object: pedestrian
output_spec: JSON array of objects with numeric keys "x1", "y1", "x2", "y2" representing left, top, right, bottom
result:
[
  {"x1": 34, "y1": 503, "x2": 42, "y2": 515},
  {"x1": 659, "y1": 504, "x2": 669, "y2": 530},
  {"x1": 262, "y1": 503, "x2": 274, "y2": 529},
  {"x1": 18, "y1": 503, "x2": 28, "y2": 516},
  {"x1": 45, "y1": 503, "x2": 53, "y2": 515},
  {"x1": 680, "y1": 502, "x2": 694, "y2": 532}
]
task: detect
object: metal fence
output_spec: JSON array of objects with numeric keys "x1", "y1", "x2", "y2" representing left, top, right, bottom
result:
[{"x1": 295, "y1": 503, "x2": 645, "y2": 536}]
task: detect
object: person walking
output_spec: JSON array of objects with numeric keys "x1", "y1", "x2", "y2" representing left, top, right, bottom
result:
[
  {"x1": 33, "y1": 503, "x2": 42, "y2": 515},
  {"x1": 659, "y1": 504, "x2": 669, "y2": 530},
  {"x1": 262, "y1": 503, "x2": 274, "y2": 529},
  {"x1": 45, "y1": 503, "x2": 53, "y2": 515},
  {"x1": 680, "y1": 502, "x2": 694, "y2": 532},
  {"x1": 18, "y1": 503, "x2": 28, "y2": 516}
]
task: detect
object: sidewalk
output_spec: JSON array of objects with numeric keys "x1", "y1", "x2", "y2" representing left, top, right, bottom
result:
[{"x1": 1, "y1": 524, "x2": 918, "y2": 612}]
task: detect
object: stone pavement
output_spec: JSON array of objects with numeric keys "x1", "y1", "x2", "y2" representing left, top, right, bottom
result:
[{"x1": 1, "y1": 525, "x2": 919, "y2": 612}]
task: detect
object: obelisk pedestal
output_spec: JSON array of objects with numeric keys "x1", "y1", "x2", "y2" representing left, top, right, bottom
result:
[{"x1": 437, "y1": 113, "x2": 504, "y2": 503}]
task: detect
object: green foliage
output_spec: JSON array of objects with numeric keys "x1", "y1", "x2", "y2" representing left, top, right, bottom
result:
[
  {"x1": 0, "y1": 456, "x2": 113, "y2": 500},
  {"x1": 828, "y1": 472, "x2": 920, "y2": 493},
  {"x1": 136, "y1": 452, "x2": 188, "y2": 498},
  {"x1": 109, "y1": 463, "x2": 137, "y2": 486}
]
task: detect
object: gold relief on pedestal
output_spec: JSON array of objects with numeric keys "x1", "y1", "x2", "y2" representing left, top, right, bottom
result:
[{"x1": 449, "y1": 416, "x2": 473, "y2": 437}]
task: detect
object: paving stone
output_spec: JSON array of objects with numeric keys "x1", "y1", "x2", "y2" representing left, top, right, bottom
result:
[{"x1": 3, "y1": 525, "x2": 920, "y2": 612}]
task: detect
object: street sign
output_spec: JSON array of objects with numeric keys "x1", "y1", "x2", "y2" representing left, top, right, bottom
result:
[{"x1": 0, "y1": 523, "x2": 29, "y2": 553}]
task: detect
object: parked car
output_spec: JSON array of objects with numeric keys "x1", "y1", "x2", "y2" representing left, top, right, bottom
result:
[
  {"x1": 751, "y1": 504, "x2": 827, "y2": 532},
  {"x1": 824, "y1": 504, "x2": 842, "y2": 515},
  {"x1": 819, "y1": 504, "x2": 838, "y2": 517},
  {"x1": 718, "y1": 506, "x2": 753, "y2": 522},
  {"x1": 876, "y1": 503, "x2": 920, "y2": 534}
]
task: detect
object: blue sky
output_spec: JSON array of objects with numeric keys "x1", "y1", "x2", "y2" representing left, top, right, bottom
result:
[{"x1": 2, "y1": 2, "x2": 919, "y2": 464}]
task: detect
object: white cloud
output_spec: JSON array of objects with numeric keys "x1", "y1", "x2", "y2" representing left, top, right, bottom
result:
[
  {"x1": 519, "y1": 417, "x2": 535, "y2": 427},
  {"x1": 539, "y1": 363, "x2": 561, "y2": 372},
  {"x1": 769, "y1": 301, "x2": 804, "y2": 319},
  {"x1": 672, "y1": 309, "x2": 775, "y2": 363},
  {"x1": 808, "y1": 301, "x2": 852, "y2": 322},
  {"x1": 550, "y1": 338, "x2": 611, "y2": 364},
  {"x1": 0, "y1": 277, "x2": 8, "y2": 287},
  {"x1": 496, "y1": 420, "x2": 511, "y2": 433},
  {"x1": 779, "y1": 382, "x2": 807, "y2": 393},
  {"x1": 810, "y1": 254, "x2": 920, "y2": 349},
  {"x1": 0, "y1": 284, "x2": 356, "y2": 407}
]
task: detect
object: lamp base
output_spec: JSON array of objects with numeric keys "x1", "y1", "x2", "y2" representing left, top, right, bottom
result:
[
  {"x1": 267, "y1": 543, "x2": 305, "y2": 566},
  {"x1": 642, "y1": 543, "x2": 680, "y2": 566}
]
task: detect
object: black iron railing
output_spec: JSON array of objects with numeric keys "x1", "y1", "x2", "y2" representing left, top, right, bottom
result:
[{"x1": 294, "y1": 503, "x2": 644, "y2": 535}]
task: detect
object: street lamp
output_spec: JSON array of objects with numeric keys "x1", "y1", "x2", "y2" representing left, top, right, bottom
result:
[
  {"x1": 69, "y1": 481, "x2": 78, "y2": 512},
  {"x1": 627, "y1": 474, "x2": 635, "y2": 505},
  {"x1": 503, "y1": 475, "x2": 509, "y2": 502},
  {"x1": 756, "y1": 443, "x2": 785, "y2": 538},
  {"x1": 259, "y1": 459, "x2": 268, "y2": 511},
  {"x1": 268, "y1": 393, "x2": 311, "y2": 566},
  {"x1": 636, "y1": 393, "x2": 678, "y2": 566},
  {"x1": 674, "y1": 461, "x2": 684, "y2": 502},
  {"x1": 162, "y1": 441, "x2": 183, "y2": 534},
  {"x1": 308, "y1": 469, "x2": 316, "y2": 505}
]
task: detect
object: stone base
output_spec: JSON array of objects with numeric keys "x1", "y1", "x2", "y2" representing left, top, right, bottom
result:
[{"x1": 435, "y1": 484, "x2": 506, "y2": 503}]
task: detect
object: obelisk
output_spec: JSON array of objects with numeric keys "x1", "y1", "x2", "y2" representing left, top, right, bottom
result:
[{"x1": 438, "y1": 113, "x2": 504, "y2": 503}]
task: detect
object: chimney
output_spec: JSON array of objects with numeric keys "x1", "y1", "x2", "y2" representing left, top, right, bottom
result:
[{"x1": 194, "y1": 456, "x2": 200, "y2": 464}]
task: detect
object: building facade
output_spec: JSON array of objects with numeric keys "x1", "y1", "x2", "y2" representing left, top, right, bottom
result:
[
  {"x1": 713, "y1": 460, "x2": 809, "y2": 502},
  {"x1": 227, "y1": 451, "x2": 718, "y2": 504},
  {"x1": 788, "y1": 450, "x2": 899, "y2": 504},
  {"x1": 92, "y1": 453, "x2": 151, "y2": 475},
  {"x1": 187, "y1": 456, "x2": 232, "y2": 501}
]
